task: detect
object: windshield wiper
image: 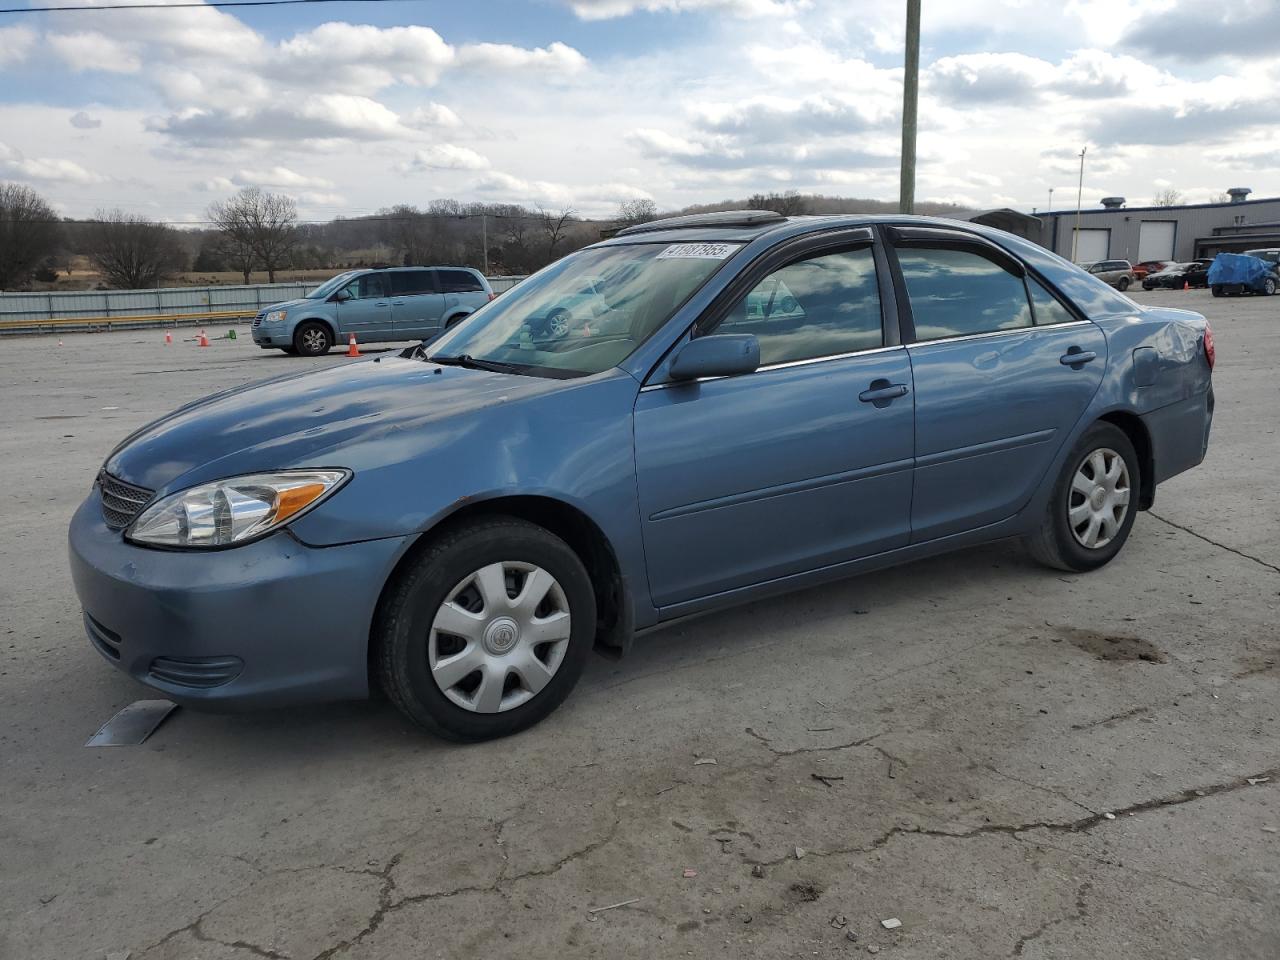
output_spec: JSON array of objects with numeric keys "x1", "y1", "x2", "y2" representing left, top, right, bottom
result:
[{"x1": 428, "y1": 353, "x2": 526, "y2": 374}]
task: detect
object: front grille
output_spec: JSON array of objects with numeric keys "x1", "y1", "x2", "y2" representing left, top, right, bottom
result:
[
  {"x1": 98, "y1": 470, "x2": 154, "y2": 530},
  {"x1": 252, "y1": 314, "x2": 264, "y2": 328}
]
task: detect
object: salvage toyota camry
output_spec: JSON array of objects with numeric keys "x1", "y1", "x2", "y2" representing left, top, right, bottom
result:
[{"x1": 69, "y1": 212, "x2": 1215, "y2": 740}]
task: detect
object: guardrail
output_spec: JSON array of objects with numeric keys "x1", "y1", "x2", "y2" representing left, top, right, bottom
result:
[{"x1": 0, "y1": 275, "x2": 527, "y2": 337}]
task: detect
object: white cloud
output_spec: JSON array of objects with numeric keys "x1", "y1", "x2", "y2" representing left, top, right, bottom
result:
[
  {"x1": 233, "y1": 166, "x2": 336, "y2": 189},
  {"x1": 565, "y1": 0, "x2": 796, "y2": 19},
  {"x1": 0, "y1": 26, "x2": 36, "y2": 69},
  {"x1": 455, "y1": 41, "x2": 587, "y2": 76},
  {"x1": 48, "y1": 32, "x2": 142, "y2": 73},
  {"x1": 0, "y1": 141, "x2": 107, "y2": 184},
  {"x1": 152, "y1": 94, "x2": 410, "y2": 145},
  {"x1": 405, "y1": 103, "x2": 463, "y2": 129},
  {"x1": 401, "y1": 144, "x2": 491, "y2": 172},
  {"x1": 69, "y1": 111, "x2": 102, "y2": 130},
  {"x1": 276, "y1": 22, "x2": 455, "y2": 91}
]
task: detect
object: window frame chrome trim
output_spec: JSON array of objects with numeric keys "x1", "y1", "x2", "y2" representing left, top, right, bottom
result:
[
  {"x1": 906, "y1": 319, "x2": 1091, "y2": 349},
  {"x1": 638, "y1": 343, "x2": 906, "y2": 391}
]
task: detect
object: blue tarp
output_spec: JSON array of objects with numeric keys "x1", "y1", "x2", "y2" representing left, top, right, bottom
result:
[{"x1": 1208, "y1": 253, "x2": 1271, "y2": 287}]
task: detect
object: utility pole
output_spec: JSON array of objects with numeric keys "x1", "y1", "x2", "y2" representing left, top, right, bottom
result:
[
  {"x1": 899, "y1": 0, "x2": 921, "y2": 214},
  {"x1": 481, "y1": 212, "x2": 489, "y2": 276},
  {"x1": 1047, "y1": 187, "x2": 1054, "y2": 216},
  {"x1": 1071, "y1": 147, "x2": 1086, "y2": 262}
]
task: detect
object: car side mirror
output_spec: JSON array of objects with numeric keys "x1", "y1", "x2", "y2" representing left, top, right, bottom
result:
[
  {"x1": 669, "y1": 334, "x2": 760, "y2": 381},
  {"x1": 331, "y1": 289, "x2": 352, "y2": 303}
]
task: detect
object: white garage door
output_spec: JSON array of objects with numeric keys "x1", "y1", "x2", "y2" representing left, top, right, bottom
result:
[
  {"x1": 1072, "y1": 228, "x2": 1110, "y2": 263},
  {"x1": 1138, "y1": 220, "x2": 1176, "y2": 262}
]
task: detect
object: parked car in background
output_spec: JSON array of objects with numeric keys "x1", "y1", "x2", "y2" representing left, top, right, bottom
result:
[
  {"x1": 1082, "y1": 259, "x2": 1134, "y2": 291},
  {"x1": 1142, "y1": 260, "x2": 1212, "y2": 290},
  {"x1": 70, "y1": 212, "x2": 1215, "y2": 740},
  {"x1": 1208, "y1": 253, "x2": 1279, "y2": 297},
  {"x1": 1132, "y1": 260, "x2": 1172, "y2": 281},
  {"x1": 1243, "y1": 248, "x2": 1280, "y2": 269},
  {"x1": 251, "y1": 266, "x2": 494, "y2": 356}
]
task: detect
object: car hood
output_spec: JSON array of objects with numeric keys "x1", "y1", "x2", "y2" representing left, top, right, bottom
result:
[
  {"x1": 105, "y1": 357, "x2": 567, "y2": 492},
  {"x1": 263, "y1": 298, "x2": 312, "y2": 313}
]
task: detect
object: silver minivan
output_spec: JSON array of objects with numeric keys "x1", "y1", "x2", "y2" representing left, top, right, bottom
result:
[
  {"x1": 252, "y1": 266, "x2": 494, "y2": 356},
  {"x1": 1083, "y1": 259, "x2": 1134, "y2": 291}
]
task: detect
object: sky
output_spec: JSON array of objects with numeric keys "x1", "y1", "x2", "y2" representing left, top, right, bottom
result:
[{"x1": 1, "y1": 0, "x2": 1278, "y2": 222}]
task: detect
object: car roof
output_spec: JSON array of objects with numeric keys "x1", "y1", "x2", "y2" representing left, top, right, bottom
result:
[
  {"x1": 596, "y1": 212, "x2": 1023, "y2": 248},
  {"x1": 364, "y1": 265, "x2": 481, "y2": 272}
]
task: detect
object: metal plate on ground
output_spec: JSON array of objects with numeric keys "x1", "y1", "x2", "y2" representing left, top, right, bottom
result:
[{"x1": 85, "y1": 700, "x2": 178, "y2": 747}]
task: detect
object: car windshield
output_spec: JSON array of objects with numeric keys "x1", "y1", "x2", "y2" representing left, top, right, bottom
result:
[
  {"x1": 425, "y1": 241, "x2": 740, "y2": 378},
  {"x1": 306, "y1": 272, "x2": 359, "y2": 299}
]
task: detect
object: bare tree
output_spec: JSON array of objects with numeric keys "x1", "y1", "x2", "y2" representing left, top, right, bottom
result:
[
  {"x1": 617, "y1": 197, "x2": 657, "y2": 227},
  {"x1": 1152, "y1": 186, "x2": 1184, "y2": 207},
  {"x1": 747, "y1": 190, "x2": 808, "y2": 216},
  {"x1": 378, "y1": 204, "x2": 436, "y2": 266},
  {"x1": 0, "y1": 182, "x2": 61, "y2": 290},
  {"x1": 207, "y1": 187, "x2": 298, "y2": 282},
  {"x1": 1208, "y1": 191, "x2": 1231, "y2": 204},
  {"x1": 538, "y1": 205, "x2": 576, "y2": 259},
  {"x1": 86, "y1": 209, "x2": 183, "y2": 289}
]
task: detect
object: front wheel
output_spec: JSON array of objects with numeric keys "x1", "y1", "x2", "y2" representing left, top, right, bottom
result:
[
  {"x1": 1117, "y1": 276, "x2": 1130, "y2": 291},
  {"x1": 1024, "y1": 423, "x2": 1140, "y2": 572},
  {"x1": 1264, "y1": 278, "x2": 1277, "y2": 296},
  {"x1": 293, "y1": 322, "x2": 333, "y2": 357},
  {"x1": 374, "y1": 517, "x2": 597, "y2": 741}
]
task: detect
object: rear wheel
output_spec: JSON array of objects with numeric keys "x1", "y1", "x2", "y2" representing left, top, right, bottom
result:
[
  {"x1": 1264, "y1": 278, "x2": 1277, "y2": 296},
  {"x1": 1025, "y1": 422, "x2": 1139, "y2": 572},
  {"x1": 293, "y1": 322, "x2": 332, "y2": 357},
  {"x1": 1117, "y1": 276, "x2": 1130, "y2": 291},
  {"x1": 1211, "y1": 285, "x2": 1224, "y2": 298},
  {"x1": 374, "y1": 516, "x2": 596, "y2": 741}
]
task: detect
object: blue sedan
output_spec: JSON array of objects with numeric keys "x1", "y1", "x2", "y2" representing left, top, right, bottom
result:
[{"x1": 69, "y1": 211, "x2": 1216, "y2": 740}]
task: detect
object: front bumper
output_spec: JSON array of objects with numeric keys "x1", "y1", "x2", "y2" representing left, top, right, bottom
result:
[
  {"x1": 68, "y1": 489, "x2": 409, "y2": 710},
  {"x1": 251, "y1": 325, "x2": 289, "y2": 347}
]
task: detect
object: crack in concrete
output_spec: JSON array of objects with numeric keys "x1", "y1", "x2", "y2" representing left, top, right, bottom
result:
[
  {"x1": 307, "y1": 819, "x2": 623, "y2": 960},
  {"x1": 1149, "y1": 513, "x2": 1280, "y2": 575},
  {"x1": 1009, "y1": 880, "x2": 1089, "y2": 957},
  {"x1": 982, "y1": 765, "x2": 1096, "y2": 817},
  {"x1": 745, "y1": 727, "x2": 887, "y2": 757},
  {"x1": 1069, "y1": 705, "x2": 1151, "y2": 731},
  {"x1": 191, "y1": 920, "x2": 290, "y2": 960}
]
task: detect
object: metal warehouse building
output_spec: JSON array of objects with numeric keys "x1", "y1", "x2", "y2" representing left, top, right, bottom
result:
[{"x1": 971, "y1": 188, "x2": 1280, "y2": 264}]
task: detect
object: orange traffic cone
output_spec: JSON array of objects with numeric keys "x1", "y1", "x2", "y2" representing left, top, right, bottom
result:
[
  {"x1": 198, "y1": 329, "x2": 210, "y2": 347},
  {"x1": 1183, "y1": 280, "x2": 1190, "y2": 291},
  {"x1": 346, "y1": 332, "x2": 361, "y2": 357},
  {"x1": 164, "y1": 331, "x2": 172, "y2": 345}
]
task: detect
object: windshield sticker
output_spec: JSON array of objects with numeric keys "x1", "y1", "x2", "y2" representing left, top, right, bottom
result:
[{"x1": 656, "y1": 242, "x2": 740, "y2": 260}]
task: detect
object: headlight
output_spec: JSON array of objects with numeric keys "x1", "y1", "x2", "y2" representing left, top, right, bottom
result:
[
  {"x1": 265, "y1": 310, "x2": 287, "y2": 322},
  {"x1": 126, "y1": 470, "x2": 349, "y2": 548}
]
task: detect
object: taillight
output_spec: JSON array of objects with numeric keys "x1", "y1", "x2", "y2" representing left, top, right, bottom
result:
[{"x1": 1203, "y1": 323, "x2": 1215, "y2": 370}]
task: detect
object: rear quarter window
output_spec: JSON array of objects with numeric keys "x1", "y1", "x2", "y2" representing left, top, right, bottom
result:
[{"x1": 437, "y1": 269, "x2": 484, "y2": 293}]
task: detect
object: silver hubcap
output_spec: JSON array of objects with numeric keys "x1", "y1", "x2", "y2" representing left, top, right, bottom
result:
[
  {"x1": 548, "y1": 313, "x2": 569, "y2": 337},
  {"x1": 428, "y1": 561, "x2": 571, "y2": 713},
  {"x1": 302, "y1": 329, "x2": 325, "y2": 351},
  {"x1": 1068, "y1": 447, "x2": 1131, "y2": 549}
]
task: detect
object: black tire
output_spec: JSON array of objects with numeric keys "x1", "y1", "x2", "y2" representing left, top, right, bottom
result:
[
  {"x1": 279, "y1": 346, "x2": 299, "y2": 355},
  {"x1": 1117, "y1": 276, "x2": 1130, "y2": 291},
  {"x1": 374, "y1": 516, "x2": 597, "y2": 741},
  {"x1": 1211, "y1": 286, "x2": 1224, "y2": 298},
  {"x1": 1024, "y1": 422, "x2": 1140, "y2": 573},
  {"x1": 445, "y1": 312, "x2": 469, "y2": 329},
  {"x1": 1265, "y1": 278, "x2": 1277, "y2": 296},
  {"x1": 293, "y1": 321, "x2": 333, "y2": 357}
]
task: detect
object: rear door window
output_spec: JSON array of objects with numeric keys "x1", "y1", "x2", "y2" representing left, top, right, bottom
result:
[
  {"x1": 391, "y1": 270, "x2": 436, "y2": 296},
  {"x1": 437, "y1": 269, "x2": 484, "y2": 293},
  {"x1": 896, "y1": 247, "x2": 1033, "y2": 340}
]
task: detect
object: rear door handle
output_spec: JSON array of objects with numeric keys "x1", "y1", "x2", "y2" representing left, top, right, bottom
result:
[
  {"x1": 1060, "y1": 349, "x2": 1096, "y2": 366},
  {"x1": 858, "y1": 382, "x2": 909, "y2": 404}
]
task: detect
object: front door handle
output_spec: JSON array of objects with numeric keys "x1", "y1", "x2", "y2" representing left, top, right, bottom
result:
[
  {"x1": 858, "y1": 381, "x2": 909, "y2": 405},
  {"x1": 1060, "y1": 349, "x2": 1096, "y2": 366}
]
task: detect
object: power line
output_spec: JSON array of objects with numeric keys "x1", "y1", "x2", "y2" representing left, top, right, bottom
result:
[
  {"x1": 1, "y1": 0, "x2": 405, "y2": 13},
  {"x1": 0, "y1": 211, "x2": 586, "y2": 226}
]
